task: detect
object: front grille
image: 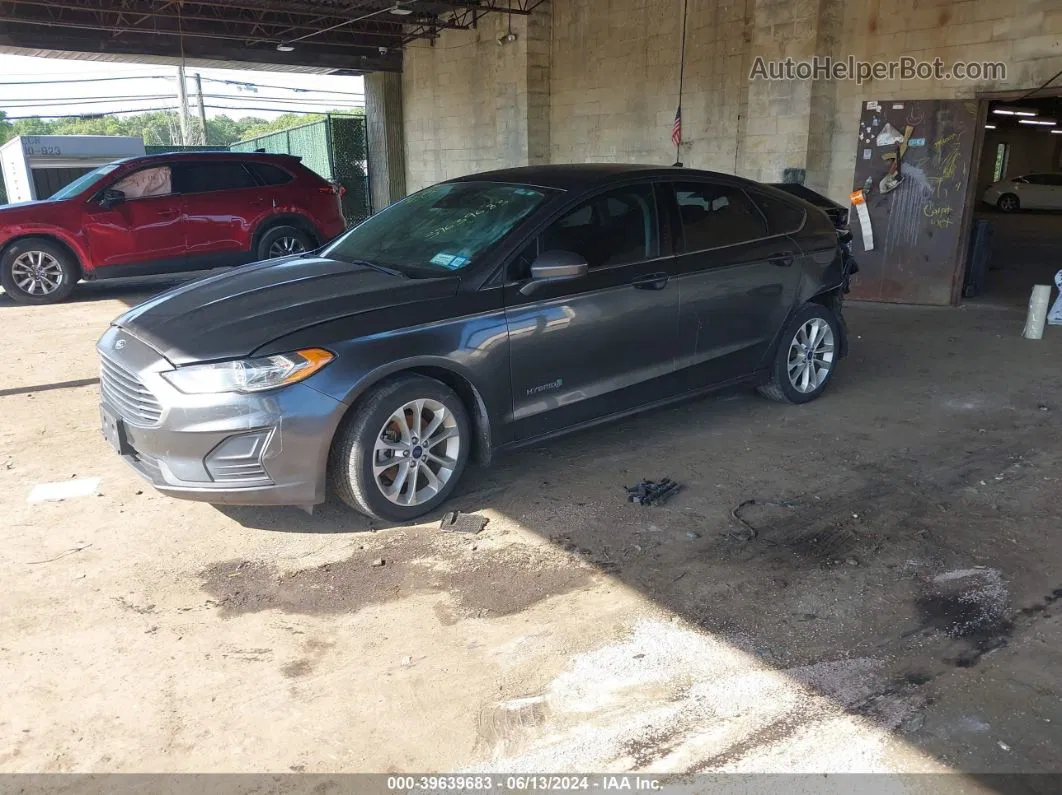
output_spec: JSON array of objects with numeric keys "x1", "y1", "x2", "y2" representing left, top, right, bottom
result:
[{"x1": 99, "y1": 355, "x2": 162, "y2": 425}]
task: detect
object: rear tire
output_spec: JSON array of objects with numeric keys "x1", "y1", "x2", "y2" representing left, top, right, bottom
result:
[
  {"x1": 1, "y1": 237, "x2": 79, "y2": 305},
  {"x1": 758, "y1": 303, "x2": 841, "y2": 404},
  {"x1": 997, "y1": 193, "x2": 1020, "y2": 213},
  {"x1": 329, "y1": 375, "x2": 471, "y2": 523},
  {"x1": 256, "y1": 225, "x2": 314, "y2": 261}
]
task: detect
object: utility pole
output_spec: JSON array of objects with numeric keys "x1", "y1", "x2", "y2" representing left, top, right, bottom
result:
[
  {"x1": 175, "y1": 64, "x2": 190, "y2": 145},
  {"x1": 194, "y1": 72, "x2": 208, "y2": 145}
]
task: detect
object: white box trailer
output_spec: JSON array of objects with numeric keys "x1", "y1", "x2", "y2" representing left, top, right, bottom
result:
[{"x1": 0, "y1": 135, "x2": 145, "y2": 204}]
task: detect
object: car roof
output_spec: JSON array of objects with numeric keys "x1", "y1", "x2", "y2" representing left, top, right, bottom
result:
[
  {"x1": 112, "y1": 151, "x2": 301, "y2": 167},
  {"x1": 447, "y1": 164, "x2": 764, "y2": 191}
]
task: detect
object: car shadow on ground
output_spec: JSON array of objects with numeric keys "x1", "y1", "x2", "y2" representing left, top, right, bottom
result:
[
  {"x1": 0, "y1": 271, "x2": 211, "y2": 310},
  {"x1": 215, "y1": 302, "x2": 1062, "y2": 774}
]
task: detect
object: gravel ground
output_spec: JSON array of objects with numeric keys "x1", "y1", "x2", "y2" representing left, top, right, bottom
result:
[{"x1": 1, "y1": 278, "x2": 1061, "y2": 779}]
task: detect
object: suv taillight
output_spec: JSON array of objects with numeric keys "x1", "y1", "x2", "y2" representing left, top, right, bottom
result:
[{"x1": 320, "y1": 181, "x2": 346, "y2": 197}]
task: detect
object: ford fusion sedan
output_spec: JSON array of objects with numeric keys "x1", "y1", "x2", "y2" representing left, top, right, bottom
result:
[
  {"x1": 97, "y1": 165, "x2": 857, "y2": 523},
  {"x1": 1, "y1": 151, "x2": 346, "y2": 304}
]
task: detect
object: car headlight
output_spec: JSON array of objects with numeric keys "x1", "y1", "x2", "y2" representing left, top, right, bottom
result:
[{"x1": 161, "y1": 348, "x2": 334, "y2": 394}]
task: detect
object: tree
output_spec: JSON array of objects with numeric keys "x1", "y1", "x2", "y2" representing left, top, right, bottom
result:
[{"x1": 0, "y1": 106, "x2": 363, "y2": 149}]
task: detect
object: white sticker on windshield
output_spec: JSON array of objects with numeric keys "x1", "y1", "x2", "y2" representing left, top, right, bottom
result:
[{"x1": 430, "y1": 252, "x2": 456, "y2": 267}]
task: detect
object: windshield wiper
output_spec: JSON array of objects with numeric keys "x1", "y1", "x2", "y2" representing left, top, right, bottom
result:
[{"x1": 332, "y1": 255, "x2": 406, "y2": 278}]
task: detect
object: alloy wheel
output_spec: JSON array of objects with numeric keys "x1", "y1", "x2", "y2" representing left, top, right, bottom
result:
[
  {"x1": 268, "y1": 236, "x2": 306, "y2": 258},
  {"x1": 372, "y1": 398, "x2": 461, "y2": 507},
  {"x1": 11, "y1": 251, "x2": 63, "y2": 296},
  {"x1": 787, "y1": 317, "x2": 835, "y2": 394},
  {"x1": 999, "y1": 195, "x2": 1018, "y2": 212}
]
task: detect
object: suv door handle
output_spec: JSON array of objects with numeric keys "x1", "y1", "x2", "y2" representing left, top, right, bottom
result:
[
  {"x1": 768, "y1": 252, "x2": 795, "y2": 267},
  {"x1": 631, "y1": 272, "x2": 669, "y2": 290},
  {"x1": 155, "y1": 209, "x2": 180, "y2": 218}
]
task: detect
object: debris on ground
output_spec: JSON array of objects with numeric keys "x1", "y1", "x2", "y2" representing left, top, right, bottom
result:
[
  {"x1": 27, "y1": 478, "x2": 101, "y2": 503},
  {"x1": 371, "y1": 558, "x2": 386, "y2": 568},
  {"x1": 440, "y1": 511, "x2": 489, "y2": 534},
  {"x1": 917, "y1": 568, "x2": 1008, "y2": 637},
  {"x1": 624, "y1": 478, "x2": 681, "y2": 506},
  {"x1": 729, "y1": 498, "x2": 799, "y2": 541}
]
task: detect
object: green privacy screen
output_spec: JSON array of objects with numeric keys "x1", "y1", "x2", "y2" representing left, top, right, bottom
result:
[{"x1": 232, "y1": 115, "x2": 370, "y2": 225}]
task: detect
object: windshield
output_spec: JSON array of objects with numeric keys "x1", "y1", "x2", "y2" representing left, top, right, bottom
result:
[
  {"x1": 322, "y1": 181, "x2": 552, "y2": 274},
  {"x1": 48, "y1": 162, "x2": 122, "y2": 200}
]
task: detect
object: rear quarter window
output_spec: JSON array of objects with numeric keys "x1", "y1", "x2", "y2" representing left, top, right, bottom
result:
[
  {"x1": 247, "y1": 163, "x2": 294, "y2": 186},
  {"x1": 749, "y1": 191, "x2": 806, "y2": 236}
]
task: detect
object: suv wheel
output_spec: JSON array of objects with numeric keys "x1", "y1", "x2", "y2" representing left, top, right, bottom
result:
[
  {"x1": 759, "y1": 303, "x2": 840, "y2": 404},
  {"x1": 1, "y1": 238, "x2": 79, "y2": 305},
  {"x1": 329, "y1": 374, "x2": 471, "y2": 523},
  {"x1": 257, "y1": 225, "x2": 313, "y2": 260}
]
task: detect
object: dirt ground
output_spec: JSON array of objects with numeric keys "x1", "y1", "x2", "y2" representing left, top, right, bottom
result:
[{"x1": 1, "y1": 275, "x2": 1061, "y2": 784}]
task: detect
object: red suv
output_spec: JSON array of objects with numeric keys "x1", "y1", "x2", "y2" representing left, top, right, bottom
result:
[{"x1": 0, "y1": 152, "x2": 347, "y2": 304}]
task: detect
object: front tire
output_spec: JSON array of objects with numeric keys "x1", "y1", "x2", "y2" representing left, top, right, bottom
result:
[
  {"x1": 1, "y1": 238, "x2": 79, "y2": 305},
  {"x1": 759, "y1": 303, "x2": 841, "y2": 404},
  {"x1": 329, "y1": 375, "x2": 471, "y2": 523},
  {"x1": 256, "y1": 225, "x2": 314, "y2": 261}
]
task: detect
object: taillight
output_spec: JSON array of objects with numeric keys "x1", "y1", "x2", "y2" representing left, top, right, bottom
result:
[{"x1": 319, "y1": 181, "x2": 347, "y2": 197}]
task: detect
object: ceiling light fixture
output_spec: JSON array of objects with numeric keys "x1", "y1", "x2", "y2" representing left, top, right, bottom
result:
[
  {"x1": 1052, "y1": 129, "x2": 1062, "y2": 134},
  {"x1": 1019, "y1": 118, "x2": 1057, "y2": 126},
  {"x1": 993, "y1": 107, "x2": 1038, "y2": 117},
  {"x1": 276, "y1": 42, "x2": 295, "y2": 52},
  {"x1": 985, "y1": 124, "x2": 997, "y2": 129}
]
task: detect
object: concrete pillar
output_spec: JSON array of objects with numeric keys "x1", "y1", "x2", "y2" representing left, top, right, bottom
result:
[{"x1": 365, "y1": 70, "x2": 407, "y2": 211}]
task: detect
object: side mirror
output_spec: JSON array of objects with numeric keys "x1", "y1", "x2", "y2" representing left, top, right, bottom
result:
[
  {"x1": 520, "y1": 250, "x2": 589, "y2": 296},
  {"x1": 99, "y1": 188, "x2": 125, "y2": 208}
]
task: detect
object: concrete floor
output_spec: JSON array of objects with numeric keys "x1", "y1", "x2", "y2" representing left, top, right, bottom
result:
[
  {"x1": 1, "y1": 277, "x2": 1061, "y2": 784},
  {"x1": 971, "y1": 208, "x2": 1062, "y2": 307}
]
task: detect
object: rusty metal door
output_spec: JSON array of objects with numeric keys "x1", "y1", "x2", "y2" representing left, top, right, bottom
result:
[{"x1": 847, "y1": 99, "x2": 979, "y2": 305}]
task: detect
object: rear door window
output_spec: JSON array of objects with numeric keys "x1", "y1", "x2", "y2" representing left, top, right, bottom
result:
[
  {"x1": 176, "y1": 161, "x2": 258, "y2": 194},
  {"x1": 672, "y1": 182, "x2": 767, "y2": 251}
]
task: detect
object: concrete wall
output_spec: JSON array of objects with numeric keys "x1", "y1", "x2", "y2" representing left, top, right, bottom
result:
[
  {"x1": 402, "y1": 8, "x2": 550, "y2": 192},
  {"x1": 402, "y1": 0, "x2": 1062, "y2": 201}
]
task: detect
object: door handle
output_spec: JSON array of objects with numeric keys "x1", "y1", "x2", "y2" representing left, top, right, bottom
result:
[
  {"x1": 631, "y1": 272, "x2": 669, "y2": 290},
  {"x1": 155, "y1": 209, "x2": 179, "y2": 218},
  {"x1": 768, "y1": 252, "x2": 795, "y2": 267}
]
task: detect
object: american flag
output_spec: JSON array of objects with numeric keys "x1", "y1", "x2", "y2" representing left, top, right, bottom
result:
[{"x1": 671, "y1": 105, "x2": 682, "y2": 148}]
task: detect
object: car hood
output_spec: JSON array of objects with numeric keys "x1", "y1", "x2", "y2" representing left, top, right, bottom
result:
[
  {"x1": 114, "y1": 255, "x2": 460, "y2": 365},
  {"x1": 0, "y1": 199, "x2": 57, "y2": 218}
]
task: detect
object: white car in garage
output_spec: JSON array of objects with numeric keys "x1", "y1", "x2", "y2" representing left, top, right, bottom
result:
[{"x1": 983, "y1": 173, "x2": 1062, "y2": 212}]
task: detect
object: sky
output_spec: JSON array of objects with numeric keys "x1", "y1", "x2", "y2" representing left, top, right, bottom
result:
[{"x1": 0, "y1": 53, "x2": 365, "y2": 122}]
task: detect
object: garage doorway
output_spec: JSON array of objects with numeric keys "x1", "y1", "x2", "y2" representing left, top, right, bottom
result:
[{"x1": 966, "y1": 90, "x2": 1062, "y2": 305}]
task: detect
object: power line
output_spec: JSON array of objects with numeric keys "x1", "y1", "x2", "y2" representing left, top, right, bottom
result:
[
  {"x1": 2, "y1": 107, "x2": 179, "y2": 119},
  {"x1": 0, "y1": 73, "x2": 364, "y2": 96},
  {"x1": 1, "y1": 93, "x2": 363, "y2": 107},
  {"x1": 204, "y1": 104, "x2": 362, "y2": 115},
  {"x1": 0, "y1": 74, "x2": 172, "y2": 86},
  {"x1": 3, "y1": 104, "x2": 363, "y2": 119},
  {"x1": 199, "y1": 76, "x2": 363, "y2": 96},
  {"x1": 0, "y1": 95, "x2": 176, "y2": 107}
]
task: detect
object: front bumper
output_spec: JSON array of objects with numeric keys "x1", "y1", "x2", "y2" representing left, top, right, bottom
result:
[{"x1": 97, "y1": 326, "x2": 347, "y2": 507}]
